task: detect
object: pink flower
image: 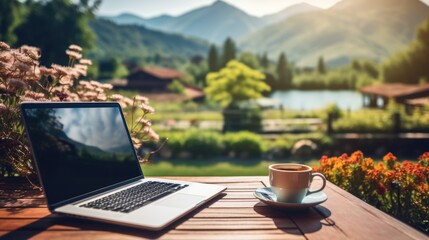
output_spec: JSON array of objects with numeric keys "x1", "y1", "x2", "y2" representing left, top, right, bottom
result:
[
  {"x1": 0, "y1": 41, "x2": 11, "y2": 50},
  {"x1": 79, "y1": 59, "x2": 92, "y2": 65},
  {"x1": 68, "y1": 44, "x2": 82, "y2": 52},
  {"x1": 110, "y1": 94, "x2": 124, "y2": 101},
  {"x1": 65, "y1": 50, "x2": 82, "y2": 60},
  {"x1": 140, "y1": 103, "x2": 155, "y2": 114},
  {"x1": 135, "y1": 95, "x2": 149, "y2": 104}
]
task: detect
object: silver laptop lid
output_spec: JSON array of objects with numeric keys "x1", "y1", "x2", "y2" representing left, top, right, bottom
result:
[{"x1": 21, "y1": 102, "x2": 144, "y2": 210}]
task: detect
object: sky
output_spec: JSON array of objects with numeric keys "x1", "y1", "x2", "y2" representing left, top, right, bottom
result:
[
  {"x1": 57, "y1": 108, "x2": 130, "y2": 152},
  {"x1": 97, "y1": 0, "x2": 342, "y2": 18},
  {"x1": 98, "y1": 0, "x2": 429, "y2": 18}
]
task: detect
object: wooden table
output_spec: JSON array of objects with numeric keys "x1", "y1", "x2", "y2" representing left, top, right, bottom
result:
[{"x1": 0, "y1": 176, "x2": 427, "y2": 240}]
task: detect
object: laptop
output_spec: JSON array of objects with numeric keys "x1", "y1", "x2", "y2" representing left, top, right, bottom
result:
[{"x1": 20, "y1": 102, "x2": 226, "y2": 230}]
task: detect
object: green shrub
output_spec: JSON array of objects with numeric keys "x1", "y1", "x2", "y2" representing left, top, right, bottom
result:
[
  {"x1": 223, "y1": 131, "x2": 265, "y2": 158},
  {"x1": 182, "y1": 131, "x2": 222, "y2": 158},
  {"x1": 167, "y1": 80, "x2": 185, "y2": 94},
  {"x1": 163, "y1": 132, "x2": 185, "y2": 158},
  {"x1": 269, "y1": 138, "x2": 295, "y2": 158}
]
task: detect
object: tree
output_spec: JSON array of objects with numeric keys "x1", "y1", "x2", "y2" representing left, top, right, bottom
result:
[
  {"x1": 238, "y1": 52, "x2": 260, "y2": 69},
  {"x1": 205, "y1": 60, "x2": 270, "y2": 107},
  {"x1": 260, "y1": 53, "x2": 269, "y2": 69},
  {"x1": 318, "y1": 56, "x2": 326, "y2": 74},
  {"x1": 221, "y1": 37, "x2": 236, "y2": 67},
  {"x1": 15, "y1": 0, "x2": 101, "y2": 65},
  {"x1": 0, "y1": 0, "x2": 25, "y2": 45},
  {"x1": 382, "y1": 15, "x2": 429, "y2": 84},
  {"x1": 276, "y1": 52, "x2": 293, "y2": 89},
  {"x1": 205, "y1": 60, "x2": 270, "y2": 132},
  {"x1": 98, "y1": 57, "x2": 128, "y2": 79},
  {"x1": 208, "y1": 44, "x2": 219, "y2": 72}
]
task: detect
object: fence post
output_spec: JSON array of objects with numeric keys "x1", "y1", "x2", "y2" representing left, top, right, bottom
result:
[
  {"x1": 327, "y1": 113, "x2": 333, "y2": 135},
  {"x1": 392, "y1": 112, "x2": 401, "y2": 134}
]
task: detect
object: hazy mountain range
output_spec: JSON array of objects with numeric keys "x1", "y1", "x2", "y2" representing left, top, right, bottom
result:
[
  {"x1": 98, "y1": 0, "x2": 429, "y2": 67},
  {"x1": 88, "y1": 19, "x2": 209, "y2": 60},
  {"x1": 103, "y1": 1, "x2": 320, "y2": 44},
  {"x1": 240, "y1": 0, "x2": 429, "y2": 66}
]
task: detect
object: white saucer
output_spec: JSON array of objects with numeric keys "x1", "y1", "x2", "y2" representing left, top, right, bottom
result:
[{"x1": 254, "y1": 187, "x2": 327, "y2": 209}]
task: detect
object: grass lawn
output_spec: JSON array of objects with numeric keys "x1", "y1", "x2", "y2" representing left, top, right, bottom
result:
[{"x1": 141, "y1": 158, "x2": 320, "y2": 176}]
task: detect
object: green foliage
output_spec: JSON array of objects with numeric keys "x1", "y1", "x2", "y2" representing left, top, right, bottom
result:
[
  {"x1": 324, "y1": 103, "x2": 343, "y2": 120},
  {"x1": 183, "y1": 61, "x2": 208, "y2": 87},
  {"x1": 0, "y1": 0, "x2": 25, "y2": 45},
  {"x1": 237, "y1": 52, "x2": 260, "y2": 69},
  {"x1": 269, "y1": 133, "x2": 333, "y2": 158},
  {"x1": 351, "y1": 59, "x2": 379, "y2": 78},
  {"x1": 259, "y1": 53, "x2": 269, "y2": 69},
  {"x1": 240, "y1": 0, "x2": 429, "y2": 67},
  {"x1": 208, "y1": 44, "x2": 219, "y2": 72},
  {"x1": 333, "y1": 109, "x2": 393, "y2": 133},
  {"x1": 205, "y1": 60, "x2": 270, "y2": 108},
  {"x1": 275, "y1": 52, "x2": 293, "y2": 89},
  {"x1": 164, "y1": 131, "x2": 222, "y2": 158},
  {"x1": 293, "y1": 64, "x2": 380, "y2": 90},
  {"x1": 167, "y1": 80, "x2": 185, "y2": 94},
  {"x1": 98, "y1": 57, "x2": 128, "y2": 79},
  {"x1": 222, "y1": 104, "x2": 263, "y2": 132},
  {"x1": 15, "y1": 0, "x2": 99, "y2": 65},
  {"x1": 182, "y1": 131, "x2": 222, "y2": 158},
  {"x1": 221, "y1": 37, "x2": 236, "y2": 67},
  {"x1": 164, "y1": 131, "x2": 265, "y2": 159},
  {"x1": 317, "y1": 56, "x2": 326, "y2": 74},
  {"x1": 88, "y1": 19, "x2": 209, "y2": 65},
  {"x1": 382, "y1": 15, "x2": 429, "y2": 84},
  {"x1": 223, "y1": 132, "x2": 265, "y2": 158}
]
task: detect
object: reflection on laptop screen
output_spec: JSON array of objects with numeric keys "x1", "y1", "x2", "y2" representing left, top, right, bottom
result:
[{"x1": 22, "y1": 104, "x2": 142, "y2": 206}]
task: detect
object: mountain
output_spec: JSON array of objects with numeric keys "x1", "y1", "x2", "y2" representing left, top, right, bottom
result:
[
  {"x1": 88, "y1": 19, "x2": 209, "y2": 60},
  {"x1": 104, "y1": 1, "x2": 266, "y2": 44},
  {"x1": 105, "y1": 13, "x2": 147, "y2": 26},
  {"x1": 239, "y1": 0, "x2": 429, "y2": 67},
  {"x1": 261, "y1": 3, "x2": 321, "y2": 24}
]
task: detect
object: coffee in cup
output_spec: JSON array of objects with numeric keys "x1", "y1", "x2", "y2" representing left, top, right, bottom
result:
[{"x1": 269, "y1": 163, "x2": 326, "y2": 203}]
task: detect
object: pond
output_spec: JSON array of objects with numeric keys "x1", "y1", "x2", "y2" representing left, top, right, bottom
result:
[{"x1": 270, "y1": 90, "x2": 363, "y2": 110}]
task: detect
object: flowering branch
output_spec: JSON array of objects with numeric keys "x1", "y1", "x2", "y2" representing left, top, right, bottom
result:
[{"x1": 0, "y1": 41, "x2": 160, "y2": 181}]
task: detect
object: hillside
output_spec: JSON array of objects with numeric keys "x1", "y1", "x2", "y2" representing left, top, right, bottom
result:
[
  {"x1": 88, "y1": 19, "x2": 209, "y2": 60},
  {"x1": 261, "y1": 3, "x2": 321, "y2": 24},
  {"x1": 103, "y1": 1, "x2": 321, "y2": 44},
  {"x1": 239, "y1": 0, "x2": 429, "y2": 67}
]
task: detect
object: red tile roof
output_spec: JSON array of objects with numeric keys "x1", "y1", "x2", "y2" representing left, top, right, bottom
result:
[
  {"x1": 141, "y1": 67, "x2": 187, "y2": 80},
  {"x1": 360, "y1": 83, "x2": 429, "y2": 98}
]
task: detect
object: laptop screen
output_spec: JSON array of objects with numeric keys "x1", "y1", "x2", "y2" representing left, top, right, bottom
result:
[{"x1": 21, "y1": 103, "x2": 143, "y2": 206}]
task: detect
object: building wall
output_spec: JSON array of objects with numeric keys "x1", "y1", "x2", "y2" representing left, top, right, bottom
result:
[{"x1": 127, "y1": 72, "x2": 172, "y2": 91}]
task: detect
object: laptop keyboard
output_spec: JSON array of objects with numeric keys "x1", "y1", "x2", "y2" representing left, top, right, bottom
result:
[{"x1": 80, "y1": 181, "x2": 188, "y2": 213}]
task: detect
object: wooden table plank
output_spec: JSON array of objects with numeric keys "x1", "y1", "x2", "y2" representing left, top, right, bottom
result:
[{"x1": 0, "y1": 176, "x2": 427, "y2": 240}]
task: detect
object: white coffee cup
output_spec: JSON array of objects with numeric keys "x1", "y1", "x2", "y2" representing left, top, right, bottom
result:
[{"x1": 269, "y1": 163, "x2": 326, "y2": 203}]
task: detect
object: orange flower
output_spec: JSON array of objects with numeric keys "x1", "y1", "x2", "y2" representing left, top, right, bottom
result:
[
  {"x1": 339, "y1": 153, "x2": 348, "y2": 160},
  {"x1": 383, "y1": 152, "x2": 397, "y2": 170},
  {"x1": 417, "y1": 183, "x2": 429, "y2": 194},
  {"x1": 418, "y1": 152, "x2": 429, "y2": 167},
  {"x1": 349, "y1": 151, "x2": 364, "y2": 164}
]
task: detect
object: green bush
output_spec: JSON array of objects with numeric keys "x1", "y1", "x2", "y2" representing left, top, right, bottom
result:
[
  {"x1": 163, "y1": 132, "x2": 185, "y2": 158},
  {"x1": 182, "y1": 131, "x2": 223, "y2": 158},
  {"x1": 269, "y1": 138, "x2": 295, "y2": 158},
  {"x1": 224, "y1": 131, "x2": 265, "y2": 158},
  {"x1": 167, "y1": 80, "x2": 185, "y2": 94},
  {"x1": 333, "y1": 109, "x2": 393, "y2": 133},
  {"x1": 270, "y1": 133, "x2": 334, "y2": 157}
]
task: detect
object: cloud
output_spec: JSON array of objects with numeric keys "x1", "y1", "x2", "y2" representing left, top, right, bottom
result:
[{"x1": 57, "y1": 107, "x2": 131, "y2": 151}]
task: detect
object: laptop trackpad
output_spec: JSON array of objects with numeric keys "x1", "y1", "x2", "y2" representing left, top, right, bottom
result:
[{"x1": 154, "y1": 193, "x2": 206, "y2": 209}]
